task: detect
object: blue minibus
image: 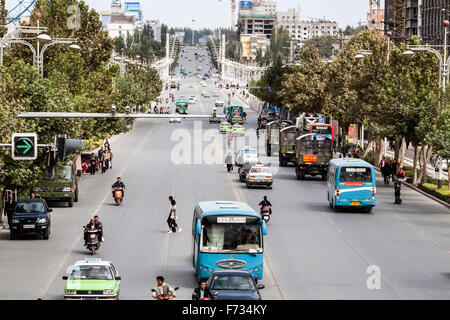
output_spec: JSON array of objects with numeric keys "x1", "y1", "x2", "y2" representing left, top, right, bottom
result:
[
  {"x1": 192, "y1": 201, "x2": 267, "y2": 280},
  {"x1": 327, "y1": 159, "x2": 376, "y2": 213}
]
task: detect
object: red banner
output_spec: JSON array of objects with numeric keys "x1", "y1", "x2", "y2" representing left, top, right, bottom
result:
[{"x1": 344, "y1": 182, "x2": 363, "y2": 186}]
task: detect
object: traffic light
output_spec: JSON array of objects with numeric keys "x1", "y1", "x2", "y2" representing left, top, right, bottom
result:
[
  {"x1": 12, "y1": 133, "x2": 37, "y2": 160},
  {"x1": 57, "y1": 136, "x2": 84, "y2": 161}
]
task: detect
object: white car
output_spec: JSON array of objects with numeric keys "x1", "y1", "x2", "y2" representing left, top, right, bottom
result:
[
  {"x1": 189, "y1": 96, "x2": 197, "y2": 104},
  {"x1": 235, "y1": 147, "x2": 259, "y2": 166},
  {"x1": 169, "y1": 118, "x2": 181, "y2": 123}
]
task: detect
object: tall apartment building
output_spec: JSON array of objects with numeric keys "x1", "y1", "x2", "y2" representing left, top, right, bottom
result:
[
  {"x1": 277, "y1": 8, "x2": 339, "y2": 42},
  {"x1": 421, "y1": 0, "x2": 450, "y2": 45}
]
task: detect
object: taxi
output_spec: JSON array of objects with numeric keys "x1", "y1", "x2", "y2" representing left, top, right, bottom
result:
[
  {"x1": 213, "y1": 92, "x2": 220, "y2": 97},
  {"x1": 232, "y1": 124, "x2": 246, "y2": 136},
  {"x1": 219, "y1": 121, "x2": 232, "y2": 134},
  {"x1": 246, "y1": 164, "x2": 273, "y2": 189},
  {"x1": 62, "y1": 258, "x2": 121, "y2": 300}
]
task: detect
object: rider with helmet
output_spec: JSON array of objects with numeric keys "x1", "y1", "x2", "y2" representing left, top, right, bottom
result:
[{"x1": 258, "y1": 196, "x2": 272, "y2": 215}]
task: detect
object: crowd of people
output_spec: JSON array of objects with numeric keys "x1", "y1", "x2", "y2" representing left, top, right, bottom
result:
[{"x1": 82, "y1": 137, "x2": 113, "y2": 176}]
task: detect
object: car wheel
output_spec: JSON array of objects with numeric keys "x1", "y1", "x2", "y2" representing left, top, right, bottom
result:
[
  {"x1": 246, "y1": 183, "x2": 251, "y2": 189},
  {"x1": 43, "y1": 229, "x2": 49, "y2": 240},
  {"x1": 68, "y1": 197, "x2": 74, "y2": 207},
  {"x1": 10, "y1": 231, "x2": 16, "y2": 240}
]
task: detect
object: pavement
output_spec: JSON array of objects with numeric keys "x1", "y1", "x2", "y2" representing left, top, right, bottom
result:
[{"x1": 0, "y1": 46, "x2": 449, "y2": 300}]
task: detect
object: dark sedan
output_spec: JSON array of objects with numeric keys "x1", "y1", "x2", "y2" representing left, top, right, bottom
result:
[
  {"x1": 206, "y1": 270, "x2": 264, "y2": 300},
  {"x1": 238, "y1": 163, "x2": 253, "y2": 182},
  {"x1": 10, "y1": 199, "x2": 52, "y2": 240}
]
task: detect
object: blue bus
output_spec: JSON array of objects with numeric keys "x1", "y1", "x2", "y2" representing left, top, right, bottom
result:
[
  {"x1": 192, "y1": 201, "x2": 267, "y2": 280},
  {"x1": 327, "y1": 159, "x2": 376, "y2": 213}
]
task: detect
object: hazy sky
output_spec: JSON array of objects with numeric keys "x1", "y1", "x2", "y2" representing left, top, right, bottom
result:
[{"x1": 7, "y1": 0, "x2": 368, "y2": 29}]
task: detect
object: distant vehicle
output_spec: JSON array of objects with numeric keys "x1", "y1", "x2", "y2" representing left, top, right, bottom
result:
[
  {"x1": 203, "y1": 92, "x2": 211, "y2": 98},
  {"x1": 227, "y1": 106, "x2": 244, "y2": 124},
  {"x1": 33, "y1": 162, "x2": 82, "y2": 207},
  {"x1": 295, "y1": 133, "x2": 333, "y2": 180},
  {"x1": 246, "y1": 164, "x2": 273, "y2": 189},
  {"x1": 10, "y1": 198, "x2": 52, "y2": 240},
  {"x1": 206, "y1": 270, "x2": 264, "y2": 300},
  {"x1": 310, "y1": 123, "x2": 334, "y2": 141},
  {"x1": 232, "y1": 124, "x2": 246, "y2": 136},
  {"x1": 213, "y1": 92, "x2": 220, "y2": 97},
  {"x1": 236, "y1": 147, "x2": 258, "y2": 166},
  {"x1": 188, "y1": 96, "x2": 197, "y2": 104},
  {"x1": 176, "y1": 101, "x2": 188, "y2": 114},
  {"x1": 327, "y1": 158, "x2": 376, "y2": 213},
  {"x1": 215, "y1": 100, "x2": 224, "y2": 109},
  {"x1": 219, "y1": 121, "x2": 232, "y2": 134},
  {"x1": 279, "y1": 125, "x2": 298, "y2": 167},
  {"x1": 265, "y1": 120, "x2": 293, "y2": 157},
  {"x1": 192, "y1": 201, "x2": 267, "y2": 280},
  {"x1": 169, "y1": 118, "x2": 181, "y2": 123},
  {"x1": 238, "y1": 163, "x2": 253, "y2": 182},
  {"x1": 63, "y1": 258, "x2": 121, "y2": 300}
]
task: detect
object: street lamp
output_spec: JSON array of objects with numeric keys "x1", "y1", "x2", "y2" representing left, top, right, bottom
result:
[
  {"x1": 68, "y1": 44, "x2": 81, "y2": 51},
  {"x1": 402, "y1": 50, "x2": 415, "y2": 58},
  {"x1": 37, "y1": 33, "x2": 52, "y2": 44}
]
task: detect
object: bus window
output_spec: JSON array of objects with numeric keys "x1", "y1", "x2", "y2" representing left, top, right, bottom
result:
[
  {"x1": 339, "y1": 167, "x2": 372, "y2": 183},
  {"x1": 200, "y1": 216, "x2": 262, "y2": 253}
]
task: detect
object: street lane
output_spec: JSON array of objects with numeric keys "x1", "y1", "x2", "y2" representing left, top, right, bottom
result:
[{"x1": 1, "y1": 45, "x2": 449, "y2": 300}]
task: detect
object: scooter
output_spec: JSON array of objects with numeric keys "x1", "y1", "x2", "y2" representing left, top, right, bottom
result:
[
  {"x1": 84, "y1": 228, "x2": 101, "y2": 255},
  {"x1": 151, "y1": 287, "x2": 179, "y2": 300},
  {"x1": 260, "y1": 206, "x2": 271, "y2": 223},
  {"x1": 112, "y1": 187, "x2": 124, "y2": 205}
]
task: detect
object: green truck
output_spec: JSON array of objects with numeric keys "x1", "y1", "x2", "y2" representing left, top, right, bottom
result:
[
  {"x1": 33, "y1": 161, "x2": 81, "y2": 207},
  {"x1": 176, "y1": 101, "x2": 188, "y2": 114},
  {"x1": 294, "y1": 133, "x2": 333, "y2": 180},
  {"x1": 279, "y1": 125, "x2": 298, "y2": 167},
  {"x1": 265, "y1": 120, "x2": 293, "y2": 157}
]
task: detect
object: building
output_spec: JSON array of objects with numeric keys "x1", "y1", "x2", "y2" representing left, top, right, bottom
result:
[
  {"x1": 384, "y1": 0, "x2": 450, "y2": 45},
  {"x1": 277, "y1": 8, "x2": 339, "y2": 42},
  {"x1": 148, "y1": 20, "x2": 162, "y2": 42}
]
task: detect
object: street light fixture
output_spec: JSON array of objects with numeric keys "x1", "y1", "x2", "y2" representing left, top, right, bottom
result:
[
  {"x1": 354, "y1": 53, "x2": 365, "y2": 60},
  {"x1": 68, "y1": 44, "x2": 81, "y2": 51},
  {"x1": 36, "y1": 33, "x2": 52, "y2": 44},
  {"x1": 402, "y1": 50, "x2": 415, "y2": 58}
]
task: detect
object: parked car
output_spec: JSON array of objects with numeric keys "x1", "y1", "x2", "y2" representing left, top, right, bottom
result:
[
  {"x1": 206, "y1": 270, "x2": 264, "y2": 300},
  {"x1": 10, "y1": 198, "x2": 52, "y2": 240}
]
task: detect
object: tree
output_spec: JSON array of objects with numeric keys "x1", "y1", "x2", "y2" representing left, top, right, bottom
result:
[{"x1": 303, "y1": 35, "x2": 334, "y2": 59}]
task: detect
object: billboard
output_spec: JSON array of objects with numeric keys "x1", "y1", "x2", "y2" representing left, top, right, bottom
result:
[{"x1": 240, "y1": 1, "x2": 253, "y2": 9}]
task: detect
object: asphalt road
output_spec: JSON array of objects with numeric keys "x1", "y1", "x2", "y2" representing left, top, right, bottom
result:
[{"x1": 1, "y1": 46, "x2": 449, "y2": 300}]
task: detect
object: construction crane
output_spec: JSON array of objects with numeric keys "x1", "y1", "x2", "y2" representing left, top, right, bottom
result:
[
  {"x1": 393, "y1": 0, "x2": 406, "y2": 43},
  {"x1": 6, "y1": 0, "x2": 36, "y2": 26},
  {"x1": 368, "y1": 0, "x2": 381, "y2": 31},
  {"x1": 218, "y1": 0, "x2": 236, "y2": 30}
]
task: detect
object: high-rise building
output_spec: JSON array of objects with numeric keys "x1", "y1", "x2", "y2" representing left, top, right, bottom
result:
[{"x1": 421, "y1": 0, "x2": 450, "y2": 45}]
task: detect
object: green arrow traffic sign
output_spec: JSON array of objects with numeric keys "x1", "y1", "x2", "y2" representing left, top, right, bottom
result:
[
  {"x1": 12, "y1": 133, "x2": 37, "y2": 160},
  {"x1": 16, "y1": 138, "x2": 33, "y2": 154}
]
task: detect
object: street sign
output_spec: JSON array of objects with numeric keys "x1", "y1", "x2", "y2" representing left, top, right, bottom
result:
[{"x1": 12, "y1": 133, "x2": 38, "y2": 160}]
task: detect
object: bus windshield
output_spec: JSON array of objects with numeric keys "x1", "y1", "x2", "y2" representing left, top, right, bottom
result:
[
  {"x1": 200, "y1": 216, "x2": 263, "y2": 253},
  {"x1": 339, "y1": 167, "x2": 372, "y2": 183}
]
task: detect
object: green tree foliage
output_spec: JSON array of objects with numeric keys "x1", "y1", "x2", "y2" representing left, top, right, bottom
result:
[{"x1": 303, "y1": 35, "x2": 334, "y2": 59}]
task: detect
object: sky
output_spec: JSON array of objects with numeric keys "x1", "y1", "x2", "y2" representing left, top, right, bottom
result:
[{"x1": 6, "y1": 0, "x2": 368, "y2": 30}]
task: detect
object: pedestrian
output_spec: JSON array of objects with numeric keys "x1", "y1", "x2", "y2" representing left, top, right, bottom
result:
[
  {"x1": 104, "y1": 151, "x2": 110, "y2": 172},
  {"x1": 394, "y1": 175, "x2": 402, "y2": 205},
  {"x1": 341, "y1": 144, "x2": 348, "y2": 158},
  {"x1": 167, "y1": 196, "x2": 182, "y2": 233},
  {"x1": 108, "y1": 150, "x2": 113, "y2": 169},
  {"x1": 82, "y1": 161, "x2": 88, "y2": 175},
  {"x1": 4, "y1": 194, "x2": 16, "y2": 228},
  {"x1": 227, "y1": 132, "x2": 233, "y2": 148},
  {"x1": 101, "y1": 153, "x2": 107, "y2": 174},
  {"x1": 390, "y1": 159, "x2": 399, "y2": 182},
  {"x1": 332, "y1": 139, "x2": 337, "y2": 153},
  {"x1": 98, "y1": 147, "x2": 104, "y2": 173},
  {"x1": 90, "y1": 153, "x2": 97, "y2": 175},
  {"x1": 225, "y1": 153, "x2": 233, "y2": 172},
  {"x1": 103, "y1": 135, "x2": 111, "y2": 151},
  {"x1": 430, "y1": 152, "x2": 437, "y2": 168}
]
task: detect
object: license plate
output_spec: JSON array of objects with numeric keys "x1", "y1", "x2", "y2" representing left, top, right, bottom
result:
[
  {"x1": 351, "y1": 202, "x2": 360, "y2": 206},
  {"x1": 23, "y1": 225, "x2": 35, "y2": 229},
  {"x1": 82, "y1": 297, "x2": 97, "y2": 300}
]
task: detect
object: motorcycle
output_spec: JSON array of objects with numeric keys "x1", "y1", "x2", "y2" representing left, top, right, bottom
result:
[
  {"x1": 84, "y1": 227, "x2": 101, "y2": 255},
  {"x1": 112, "y1": 187, "x2": 124, "y2": 205},
  {"x1": 151, "y1": 287, "x2": 179, "y2": 300},
  {"x1": 260, "y1": 206, "x2": 271, "y2": 223}
]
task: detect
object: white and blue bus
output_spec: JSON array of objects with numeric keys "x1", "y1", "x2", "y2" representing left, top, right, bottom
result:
[
  {"x1": 327, "y1": 159, "x2": 376, "y2": 213},
  {"x1": 192, "y1": 201, "x2": 267, "y2": 280}
]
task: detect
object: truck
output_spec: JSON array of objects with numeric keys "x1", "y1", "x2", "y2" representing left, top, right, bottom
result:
[
  {"x1": 33, "y1": 159, "x2": 82, "y2": 207},
  {"x1": 265, "y1": 120, "x2": 293, "y2": 157},
  {"x1": 279, "y1": 125, "x2": 298, "y2": 167},
  {"x1": 294, "y1": 133, "x2": 333, "y2": 180},
  {"x1": 227, "y1": 106, "x2": 244, "y2": 124}
]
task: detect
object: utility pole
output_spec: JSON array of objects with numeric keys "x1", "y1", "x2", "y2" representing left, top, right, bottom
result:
[{"x1": 192, "y1": 19, "x2": 196, "y2": 46}]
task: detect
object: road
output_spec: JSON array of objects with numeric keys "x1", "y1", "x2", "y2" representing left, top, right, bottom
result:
[{"x1": 1, "y1": 46, "x2": 450, "y2": 300}]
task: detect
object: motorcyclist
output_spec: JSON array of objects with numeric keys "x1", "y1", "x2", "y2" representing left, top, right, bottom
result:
[
  {"x1": 112, "y1": 177, "x2": 125, "y2": 201},
  {"x1": 192, "y1": 280, "x2": 214, "y2": 300},
  {"x1": 152, "y1": 276, "x2": 176, "y2": 299},
  {"x1": 94, "y1": 215, "x2": 104, "y2": 243},
  {"x1": 258, "y1": 196, "x2": 272, "y2": 215},
  {"x1": 84, "y1": 219, "x2": 99, "y2": 246}
]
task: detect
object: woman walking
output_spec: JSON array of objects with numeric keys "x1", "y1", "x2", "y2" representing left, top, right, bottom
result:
[{"x1": 167, "y1": 196, "x2": 182, "y2": 233}]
